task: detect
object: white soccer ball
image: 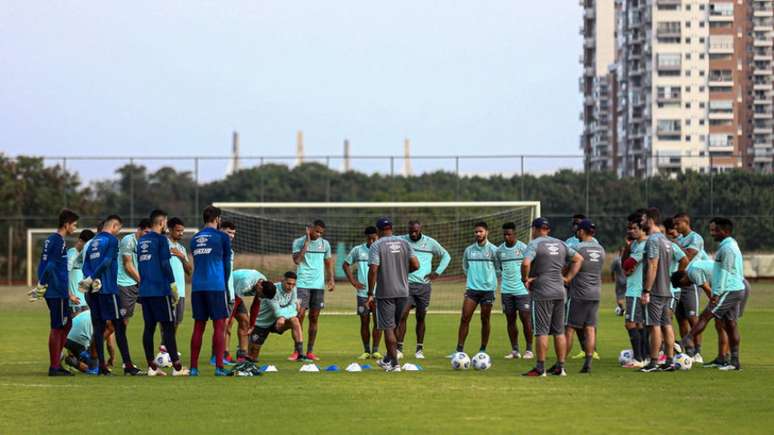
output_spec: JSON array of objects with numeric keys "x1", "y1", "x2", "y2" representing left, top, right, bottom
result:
[
  {"x1": 618, "y1": 349, "x2": 634, "y2": 365},
  {"x1": 451, "y1": 352, "x2": 471, "y2": 370},
  {"x1": 154, "y1": 352, "x2": 172, "y2": 368},
  {"x1": 674, "y1": 353, "x2": 693, "y2": 370},
  {"x1": 471, "y1": 352, "x2": 492, "y2": 371}
]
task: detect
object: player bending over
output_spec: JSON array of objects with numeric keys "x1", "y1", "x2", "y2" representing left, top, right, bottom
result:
[
  {"x1": 247, "y1": 274, "x2": 306, "y2": 362},
  {"x1": 343, "y1": 226, "x2": 383, "y2": 360},
  {"x1": 497, "y1": 222, "x2": 533, "y2": 360}
]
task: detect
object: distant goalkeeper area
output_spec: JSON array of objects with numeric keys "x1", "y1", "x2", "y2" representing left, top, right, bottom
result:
[{"x1": 215, "y1": 201, "x2": 539, "y2": 312}]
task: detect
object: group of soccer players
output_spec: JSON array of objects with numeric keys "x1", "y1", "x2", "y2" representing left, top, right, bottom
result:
[{"x1": 35, "y1": 204, "x2": 748, "y2": 376}]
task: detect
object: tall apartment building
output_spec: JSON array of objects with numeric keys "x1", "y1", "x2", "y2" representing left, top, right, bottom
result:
[{"x1": 582, "y1": 0, "x2": 774, "y2": 175}]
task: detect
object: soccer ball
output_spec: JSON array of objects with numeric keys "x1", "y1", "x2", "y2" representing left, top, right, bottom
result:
[
  {"x1": 154, "y1": 352, "x2": 172, "y2": 368},
  {"x1": 618, "y1": 349, "x2": 634, "y2": 365},
  {"x1": 451, "y1": 352, "x2": 471, "y2": 370},
  {"x1": 471, "y1": 352, "x2": 492, "y2": 371},
  {"x1": 674, "y1": 353, "x2": 693, "y2": 370}
]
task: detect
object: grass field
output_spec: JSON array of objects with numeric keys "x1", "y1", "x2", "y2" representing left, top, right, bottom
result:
[{"x1": 1, "y1": 283, "x2": 773, "y2": 434}]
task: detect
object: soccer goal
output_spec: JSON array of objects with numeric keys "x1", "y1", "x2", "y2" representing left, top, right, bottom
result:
[
  {"x1": 26, "y1": 228, "x2": 198, "y2": 286},
  {"x1": 214, "y1": 201, "x2": 540, "y2": 313}
]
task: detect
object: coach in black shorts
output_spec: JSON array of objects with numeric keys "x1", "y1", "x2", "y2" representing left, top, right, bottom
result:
[{"x1": 367, "y1": 218, "x2": 419, "y2": 372}]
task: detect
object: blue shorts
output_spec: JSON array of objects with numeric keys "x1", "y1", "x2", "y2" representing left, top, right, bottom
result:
[
  {"x1": 191, "y1": 291, "x2": 229, "y2": 321},
  {"x1": 86, "y1": 293, "x2": 122, "y2": 321},
  {"x1": 46, "y1": 298, "x2": 70, "y2": 329},
  {"x1": 141, "y1": 296, "x2": 176, "y2": 324}
]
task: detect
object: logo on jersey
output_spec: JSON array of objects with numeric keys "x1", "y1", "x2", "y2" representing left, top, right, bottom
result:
[
  {"x1": 546, "y1": 244, "x2": 560, "y2": 255},
  {"x1": 589, "y1": 251, "x2": 602, "y2": 262},
  {"x1": 195, "y1": 236, "x2": 209, "y2": 246},
  {"x1": 139, "y1": 241, "x2": 151, "y2": 251}
]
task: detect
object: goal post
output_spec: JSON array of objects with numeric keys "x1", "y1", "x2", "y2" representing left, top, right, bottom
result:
[{"x1": 214, "y1": 201, "x2": 540, "y2": 313}]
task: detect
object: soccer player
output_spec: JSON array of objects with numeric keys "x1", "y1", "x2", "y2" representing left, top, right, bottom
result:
[
  {"x1": 167, "y1": 217, "x2": 191, "y2": 335},
  {"x1": 81, "y1": 214, "x2": 143, "y2": 375},
  {"x1": 610, "y1": 248, "x2": 627, "y2": 316},
  {"x1": 673, "y1": 212, "x2": 709, "y2": 363},
  {"x1": 368, "y1": 217, "x2": 418, "y2": 372},
  {"x1": 497, "y1": 222, "x2": 533, "y2": 360},
  {"x1": 453, "y1": 222, "x2": 500, "y2": 357},
  {"x1": 521, "y1": 217, "x2": 583, "y2": 377},
  {"x1": 292, "y1": 219, "x2": 334, "y2": 361},
  {"x1": 247, "y1": 273, "x2": 305, "y2": 362},
  {"x1": 189, "y1": 205, "x2": 232, "y2": 376},
  {"x1": 67, "y1": 229, "x2": 95, "y2": 314},
  {"x1": 679, "y1": 218, "x2": 746, "y2": 371},
  {"x1": 117, "y1": 219, "x2": 151, "y2": 324},
  {"x1": 663, "y1": 218, "x2": 689, "y2": 352},
  {"x1": 620, "y1": 214, "x2": 649, "y2": 368},
  {"x1": 220, "y1": 221, "x2": 242, "y2": 364},
  {"x1": 138, "y1": 210, "x2": 189, "y2": 376},
  {"x1": 37, "y1": 209, "x2": 80, "y2": 376},
  {"x1": 564, "y1": 214, "x2": 597, "y2": 360},
  {"x1": 397, "y1": 220, "x2": 451, "y2": 359},
  {"x1": 638, "y1": 208, "x2": 677, "y2": 372},
  {"x1": 343, "y1": 226, "x2": 383, "y2": 360},
  {"x1": 62, "y1": 309, "x2": 96, "y2": 374},
  {"x1": 565, "y1": 219, "x2": 605, "y2": 373}
]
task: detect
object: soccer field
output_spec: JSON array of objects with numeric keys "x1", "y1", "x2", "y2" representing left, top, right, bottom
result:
[{"x1": 1, "y1": 283, "x2": 773, "y2": 434}]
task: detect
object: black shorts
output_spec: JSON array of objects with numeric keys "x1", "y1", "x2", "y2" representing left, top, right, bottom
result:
[
  {"x1": 175, "y1": 297, "x2": 185, "y2": 325},
  {"x1": 676, "y1": 285, "x2": 700, "y2": 320},
  {"x1": 140, "y1": 296, "x2": 176, "y2": 324},
  {"x1": 502, "y1": 294, "x2": 531, "y2": 316},
  {"x1": 532, "y1": 298, "x2": 564, "y2": 336},
  {"x1": 86, "y1": 293, "x2": 122, "y2": 321},
  {"x1": 408, "y1": 283, "x2": 432, "y2": 313},
  {"x1": 191, "y1": 291, "x2": 229, "y2": 321},
  {"x1": 625, "y1": 296, "x2": 645, "y2": 324},
  {"x1": 249, "y1": 323, "x2": 284, "y2": 346},
  {"x1": 356, "y1": 296, "x2": 372, "y2": 316},
  {"x1": 464, "y1": 290, "x2": 495, "y2": 306},
  {"x1": 65, "y1": 339, "x2": 87, "y2": 357},
  {"x1": 645, "y1": 295, "x2": 672, "y2": 327},
  {"x1": 565, "y1": 298, "x2": 599, "y2": 328},
  {"x1": 46, "y1": 298, "x2": 70, "y2": 329},
  {"x1": 711, "y1": 290, "x2": 745, "y2": 321}
]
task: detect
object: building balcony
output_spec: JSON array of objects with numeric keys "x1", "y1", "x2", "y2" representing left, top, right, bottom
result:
[
  {"x1": 709, "y1": 14, "x2": 735, "y2": 23},
  {"x1": 754, "y1": 9, "x2": 774, "y2": 19},
  {"x1": 584, "y1": 37, "x2": 595, "y2": 48},
  {"x1": 754, "y1": 82, "x2": 773, "y2": 90},
  {"x1": 585, "y1": 66, "x2": 595, "y2": 77},
  {"x1": 754, "y1": 111, "x2": 774, "y2": 119},
  {"x1": 585, "y1": 7, "x2": 595, "y2": 19},
  {"x1": 709, "y1": 79, "x2": 734, "y2": 87},
  {"x1": 754, "y1": 38, "x2": 774, "y2": 47},
  {"x1": 754, "y1": 68, "x2": 773, "y2": 75},
  {"x1": 754, "y1": 52, "x2": 773, "y2": 61}
]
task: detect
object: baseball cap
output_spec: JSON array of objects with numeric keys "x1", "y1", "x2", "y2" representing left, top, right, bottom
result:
[
  {"x1": 531, "y1": 217, "x2": 551, "y2": 229},
  {"x1": 375, "y1": 217, "x2": 393, "y2": 230},
  {"x1": 577, "y1": 219, "x2": 595, "y2": 232}
]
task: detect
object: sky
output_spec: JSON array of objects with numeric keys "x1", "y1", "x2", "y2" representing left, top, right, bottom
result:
[{"x1": 0, "y1": 1, "x2": 583, "y2": 182}]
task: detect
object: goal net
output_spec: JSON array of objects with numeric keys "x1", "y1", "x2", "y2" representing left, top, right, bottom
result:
[{"x1": 215, "y1": 201, "x2": 540, "y2": 314}]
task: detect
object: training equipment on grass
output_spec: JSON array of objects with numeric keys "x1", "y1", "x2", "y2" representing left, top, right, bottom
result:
[
  {"x1": 325, "y1": 365, "x2": 339, "y2": 372},
  {"x1": 401, "y1": 363, "x2": 422, "y2": 371},
  {"x1": 674, "y1": 353, "x2": 693, "y2": 370},
  {"x1": 260, "y1": 365, "x2": 279, "y2": 373},
  {"x1": 471, "y1": 352, "x2": 492, "y2": 370},
  {"x1": 618, "y1": 349, "x2": 634, "y2": 365},
  {"x1": 346, "y1": 363, "x2": 363, "y2": 372},
  {"x1": 154, "y1": 352, "x2": 172, "y2": 368},
  {"x1": 214, "y1": 201, "x2": 539, "y2": 313},
  {"x1": 300, "y1": 363, "x2": 320, "y2": 372},
  {"x1": 451, "y1": 352, "x2": 471, "y2": 370}
]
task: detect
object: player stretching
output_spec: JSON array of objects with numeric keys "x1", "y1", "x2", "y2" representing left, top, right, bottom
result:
[
  {"x1": 81, "y1": 214, "x2": 144, "y2": 375},
  {"x1": 189, "y1": 206, "x2": 232, "y2": 376},
  {"x1": 521, "y1": 218, "x2": 583, "y2": 377},
  {"x1": 343, "y1": 226, "x2": 383, "y2": 360},
  {"x1": 117, "y1": 219, "x2": 151, "y2": 325},
  {"x1": 564, "y1": 220, "x2": 604, "y2": 373},
  {"x1": 292, "y1": 220, "x2": 334, "y2": 361},
  {"x1": 453, "y1": 222, "x2": 500, "y2": 356},
  {"x1": 37, "y1": 209, "x2": 79, "y2": 376},
  {"x1": 397, "y1": 220, "x2": 451, "y2": 359},
  {"x1": 247, "y1": 273, "x2": 305, "y2": 362},
  {"x1": 368, "y1": 218, "x2": 419, "y2": 372},
  {"x1": 497, "y1": 222, "x2": 533, "y2": 360},
  {"x1": 673, "y1": 212, "x2": 708, "y2": 362},
  {"x1": 638, "y1": 208, "x2": 677, "y2": 372},
  {"x1": 67, "y1": 229, "x2": 95, "y2": 315},
  {"x1": 679, "y1": 218, "x2": 746, "y2": 371}
]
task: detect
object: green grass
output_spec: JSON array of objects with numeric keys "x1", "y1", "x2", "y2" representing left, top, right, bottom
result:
[{"x1": 1, "y1": 283, "x2": 773, "y2": 434}]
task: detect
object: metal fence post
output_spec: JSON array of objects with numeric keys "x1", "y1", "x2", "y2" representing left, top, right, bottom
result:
[
  {"x1": 7, "y1": 225, "x2": 12, "y2": 285},
  {"x1": 259, "y1": 157, "x2": 265, "y2": 204},
  {"x1": 390, "y1": 157, "x2": 394, "y2": 177},
  {"x1": 455, "y1": 156, "x2": 460, "y2": 201},
  {"x1": 325, "y1": 156, "x2": 331, "y2": 202},
  {"x1": 520, "y1": 156, "x2": 525, "y2": 200},
  {"x1": 62, "y1": 157, "x2": 68, "y2": 209}
]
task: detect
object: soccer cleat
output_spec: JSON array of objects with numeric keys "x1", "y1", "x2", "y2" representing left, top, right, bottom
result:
[
  {"x1": 224, "y1": 354, "x2": 236, "y2": 365},
  {"x1": 357, "y1": 352, "x2": 371, "y2": 360},
  {"x1": 214, "y1": 367, "x2": 228, "y2": 377},
  {"x1": 190, "y1": 367, "x2": 199, "y2": 377},
  {"x1": 579, "y1": 366, "x2": 591, "y2": 374},
  {"x1": 523, "y1": 350, "x2": 534, "y2": 359},
  {"x1": 592, "y1": 351, "x2": 600, "y2": 360},
  {"x1": 148, "y1": 366, "x2": 167, "y2": 377},
  {"x1": 384, "y1": 364, "x2": 401, "y2": 373},
  {"x1": 571, "y1": 351, "x2": 585, "y2": 359},
  {"x1": 172, "y1": 367, "x2": 191, "y2": 376},
  {"x1": 123, "y1": 365, "x2": 146, "y2": 376},
  {"x1": 48, "y1": 367, "x2": 73, "y2": 377},
  {"x1": 657, "y1": 354, "x2": 667, "y2": 365},
  {"x1": 371, "y1": 351, "x2": 384, "y2": 360},
  {"x1": 622, "y1": 360, "x2": 645, "y2": 369},
  {"x1": 376, "y1": 358, "x2": 391, "y2": 370},
  {"x1": 99, "y1": 366, "x2": 112, "y2": 376},
  {"x1": 306, "y1": 352, "x2": 320, "y2": 361},
  {"x1": 415, "y1": 350, "x2": 425, "y2": 359},
  {"x1": 288, "y1": 351, "x2": 302, "y2": 361},
  {"x1": 396, "y1": 350, "x2": 404, "y2": 360},
  {"x1": 639, "y1": 362, "x2": 660, "y2": 373},
  {"x1": 692, "y1": 353, "x2": 704, "y2": 364},
  {"x1": 86, "y1": 367, "x2": 99, "y2": 376},
  {"x1": 702, "y1": 358, "x2": 726, "y2": 368},
  {"x1": 522, "y1": 368, "x2": 546, "y2": 377},
  {"x1": 673, "y1": 342, "x2": 683, "y2": 354},
  {"x1": 505, "y1": 351, "x2": 522, "y2": 360},
  {"x1": 549, "y1": 366, "x2": 567, "y2": 377},
  {"x1": 659, "y1": 363, "x2": 675, "y2": 372},
  {"x1": 718, "y1": 363, "x2": 741, "y2": 371}
]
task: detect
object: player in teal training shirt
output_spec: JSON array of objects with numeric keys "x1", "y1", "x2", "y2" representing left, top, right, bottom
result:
[
  {"x1": 343, "y1": 226, "x2": 382, "y2": 360},
  {"x1": 496, "y1": 222, "x2": 533, "y2": 359}
]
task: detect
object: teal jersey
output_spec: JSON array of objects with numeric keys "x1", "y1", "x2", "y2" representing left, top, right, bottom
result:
[
  {"x1": 687, "y1": 260, "x2": 713, "y2": 287},
  {"x1": 232, "y1": 269, "x2": 267, "y2": 297},
  {"x1": 625, "y1": 239, "x2": 646, "y2": 297},
  {"x1": 565, "y1": 235, "x2": 598, "y2": 250},
  {"x1": 67, "y1": 310, "x2": 93, "y2": 348},
  {"x1": 677, "y1": 231, "x2": 710, "y2": 264},
  {"x1": 670, "y1": 241, "x2": 686, "y2": 295},
  {"x1": 292, "y1": 236, "x2": 331, "y2": 289},
  {"x1": 400, "y1": 234, "x2": 451, "y2": 284},
  {"x1": 496, "y1": 241, "x2": 528, "y2": 296},
  {"x1": 116, "y1": 233, "x2": 138, "y2": 286},
  {"x1": 462, "y1": 241, "x2": 500, "y2": 291},
  {"x1": 227, "y1": 249, "x2": 235, "y2": 302},
  {"x1": 168, "y1": 239, "x2": 187, "y2": 298},
  {"x1": 344, "y1": 243, "x2": 371, "y2": 297},
  {"x1": 712, "y1": 237, "x2": 745, "y2": 294},
  {"x1": 67, "y1": 247, "x2": 87, "y2": 309},
  {"x1": 254, "y1": 282, "x2": 298, "y2": 328}
]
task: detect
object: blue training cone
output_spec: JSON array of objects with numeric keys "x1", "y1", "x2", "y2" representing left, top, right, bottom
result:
[
  {"x1": 361, "y1": 364, "x2": 372, "y2": 370},
  {"x1": 325, "y1": 365, "x2": 339, "y2": 372}
]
